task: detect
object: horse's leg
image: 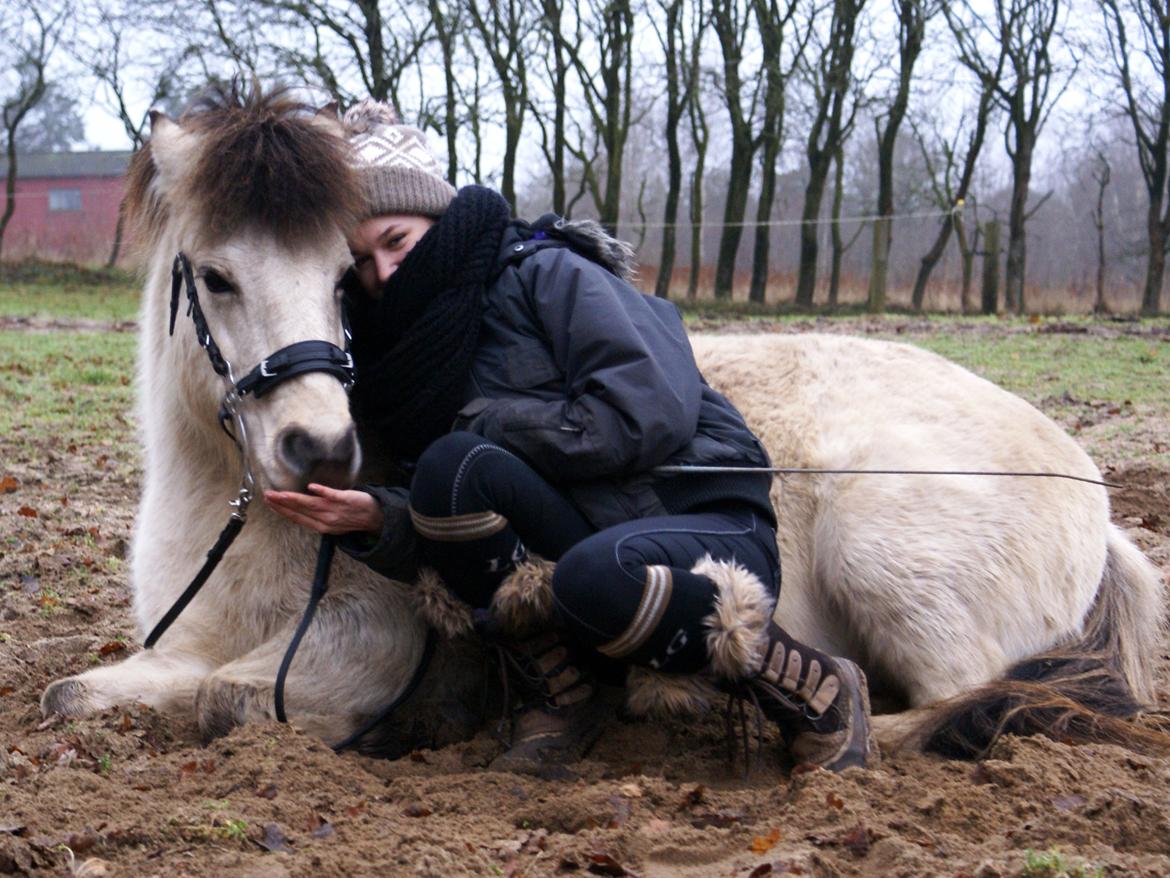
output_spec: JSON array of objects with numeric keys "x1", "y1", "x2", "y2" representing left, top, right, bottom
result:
[
  {"x1": 41, "y1": 648, "x2": 216, "y2": 717},
  {"x1": 192, "y1": 581, "x2": 487, "y2": 754}
]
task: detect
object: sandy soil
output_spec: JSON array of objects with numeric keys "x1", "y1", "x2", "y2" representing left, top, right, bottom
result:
[{"x1": 2, "y1": 327, "x2": 1169, "y2": 878}]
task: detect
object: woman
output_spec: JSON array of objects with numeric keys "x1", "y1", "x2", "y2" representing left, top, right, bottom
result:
[{"x1": 265, "y1": 100, "x2": 875, "y2": 776}]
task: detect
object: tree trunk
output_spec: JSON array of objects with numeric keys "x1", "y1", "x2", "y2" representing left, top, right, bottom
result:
[
  {"x1": 107, "y1": 204, "x2": 126, "y2": 268},
  {"x1": 957, "y1": 215, "x2": 975, "y2": 313},
  {"x1": 981, "y1": 219, "x2": 1000, "y2": 315},
  {"x1": 867, "y1": 216, "x2": 891, "y2": 312},
  {"x1": 1004, "y1": 134, "x2": 1034, "y2": 314},
  {"x1": 713, "y1": 140, "x2": 754, "y2": 299},
  {"x1": 687, "y1": 155, "x2": 706, "y2": 301},
  {"x1": 910, "y1": 214, "x2": 954, "y2": 311},
  {"x1": 1142, "y1": 200, "x2": 1167, "y2": 316},
  {"x1": 0, "y1": 136, "x2": 18, "y2": 258},
  {"x1": 794, "y1": 154, "x2": 832, "y2": 306},
  {"x1": 748, "y1": 129, "x2": 780, "y2": 304},
  {"x1": 828, "y1": 146, "x2": 847, "y2": 309}
]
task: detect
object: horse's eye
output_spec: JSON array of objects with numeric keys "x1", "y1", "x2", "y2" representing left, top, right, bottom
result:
[{"x1": 202, "y1": 270, "x2": 236, "y2": 295}]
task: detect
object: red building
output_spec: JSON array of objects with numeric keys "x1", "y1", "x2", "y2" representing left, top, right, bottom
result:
[{"x1": 0, "y1": 151, "x2": 131, "y2": 263}]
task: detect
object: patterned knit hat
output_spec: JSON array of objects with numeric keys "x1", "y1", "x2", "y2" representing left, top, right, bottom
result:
[{"x1": 342, "y1": 99, "x2": 456, "y2": 219}]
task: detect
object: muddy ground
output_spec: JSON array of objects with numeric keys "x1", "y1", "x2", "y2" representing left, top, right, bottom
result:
[{"x1": 2, "y1": 323, "x2": 1169, "y2": 878}]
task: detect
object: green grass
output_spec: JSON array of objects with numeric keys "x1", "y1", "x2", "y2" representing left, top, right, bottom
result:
[
  {"x1": 0, "y1": 260, "x2": 139, "y2": 322},
  {"x1": 0, "y1": 329, "x2": 137, "y2": 448},
  {"x1": 1021, "y1": 848, "x2": 1103, "y2": 878},
  {"x1": 908, "y1": 333, "x2": 1169, "y2": 410}
]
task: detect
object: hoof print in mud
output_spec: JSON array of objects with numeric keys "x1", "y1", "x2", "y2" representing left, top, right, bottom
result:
[{"x1": 40, "y1": 677, "x2": 91, "y2": 718}]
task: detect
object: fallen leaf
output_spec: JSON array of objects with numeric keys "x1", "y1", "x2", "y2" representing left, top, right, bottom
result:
[
  {"x1": 841, "y1": 825, "x2": 873, "y2": 857},
  {"x1": 751, "y1": 829, "x2": 782, "y2": 854},
  {"x1": 258, "y1": 822, "x2": 292, "y2": 853},
  {"x1": 677, "y1": 785, "x2": 705, "y2": 810},
  {"x1": 255, "y1": 783, "x2": 278, "y2": 800},
  {"x1": 98, "y1": 641, "x2": 126, "y2": 657},
  {"x1": 825, "y1": 792, "x2": 844, "y2": 810},
  {"x1": 0, "y1": 687, "x2": 14, "y2": 697},
  {"x1": 1051, "y1": 794, "x2": 1086, "y2": 812},
  {"x1": 749, "y1": 865, "x2": 773, "y2": 877},
  {"x1": 586, "y1": 851, "x2": 629, "y2": 876},
  {"x1": 403, "y1": 802, "x2": 432, "y2": 818},
  {"x1": 346, "y1": 801, "x2": 366, "y2": 817},
  {"x1": 409, "y1": 750, "x2": 429, "y2": 763},
  {"x1": 0, "y1": 476, "x2": 18, "y2": 493},
  {"x1": 17, "y1": 506, "x2": 38, "y2": 518},
  {"x1": 178, "y1": 760, "x2": 198, "y2": 778}
]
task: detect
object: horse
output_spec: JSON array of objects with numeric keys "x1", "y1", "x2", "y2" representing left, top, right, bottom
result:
[{"x1": 41, "y1": 82, "x2": 1165, "y2": 762}]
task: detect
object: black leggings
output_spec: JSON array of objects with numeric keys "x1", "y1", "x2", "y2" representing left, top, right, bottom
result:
[{"x1": 410, "y1": 432, "x2": 780, "y2": 674}]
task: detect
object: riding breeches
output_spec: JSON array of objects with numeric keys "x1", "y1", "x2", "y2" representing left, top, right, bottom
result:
[{"x1": 409, "y1": 432, "x2": 781, "y2": 675}]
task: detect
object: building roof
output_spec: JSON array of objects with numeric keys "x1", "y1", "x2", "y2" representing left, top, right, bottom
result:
[{"x1": 0, "y1": 151, "x2": 133, "y2": 180}]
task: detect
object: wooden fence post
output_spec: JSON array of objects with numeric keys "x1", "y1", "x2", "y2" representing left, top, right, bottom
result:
[{"x1": 981, "y1": 220, "x2": 1000, "y2": 316}]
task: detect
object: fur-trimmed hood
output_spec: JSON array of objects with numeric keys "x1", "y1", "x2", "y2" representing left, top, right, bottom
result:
[{"x1": 524, "y1": 213, "x2": 639, "y2": 281}]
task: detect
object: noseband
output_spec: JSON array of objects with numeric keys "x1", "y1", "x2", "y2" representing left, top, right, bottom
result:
[{"x1": 146, "y1": 251, "x2": 433, "y2": 752}]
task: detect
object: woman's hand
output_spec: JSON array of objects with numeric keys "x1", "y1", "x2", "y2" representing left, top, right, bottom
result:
[{"x1": 263, "y1": 483, "x2": 385, "y2": 535}]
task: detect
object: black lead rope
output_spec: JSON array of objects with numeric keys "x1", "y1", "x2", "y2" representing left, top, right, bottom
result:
[
  {"x1": 143, "y1": 516, "x2": 245, "y2": 649},
  {"x1": 274, "y1": 535, "x2": 337, "y2": 723}
]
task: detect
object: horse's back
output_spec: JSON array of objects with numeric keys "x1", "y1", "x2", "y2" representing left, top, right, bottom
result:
[{"x1": 692, "y1": 333, "x2": 1110, "y2": 706}]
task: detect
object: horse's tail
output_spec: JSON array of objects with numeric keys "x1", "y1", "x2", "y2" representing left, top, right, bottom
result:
[{"x1": 919, "y1": 524, "x2": 1169, "y2": 758}]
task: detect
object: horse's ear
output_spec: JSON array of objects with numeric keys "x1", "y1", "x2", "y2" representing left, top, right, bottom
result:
[{"x1": 147, "y1": 111, "x2": 199, "y2": 196}]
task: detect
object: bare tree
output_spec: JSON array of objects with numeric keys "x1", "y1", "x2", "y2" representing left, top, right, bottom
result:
[
  {"x1": 793, "y1": 0, "x2": 870, "y2": 307},
  {"x1": 1089, "y1": 148, "x2": 1112, "y2": 314},
  {"x1": 425, "y1": 0, "x2": 462, "y2": 184},
  {"x1": 564, "y1": 0, "x2": 638, "y2": 234},
  {"x1": 908, "y1": 60, "x2": 1002, "y2": 310},
  {"x1": 467, "y1": 0, "x2": 535, "y2": 211},
  {"x1": 828, "y1": 142, "x2": 868, "y2": 307},
  {"x1": 709, "y1": 0, "x2": 805, "y2": 300},
  {"x1": 73, "y1": 3, "x2": 197, "y2": 265},
  {"x1": 651, "y1": 0, "x2": 709, "y2": 298},
  {"x1": 1098, "y1": 0, "x2": 1170, "y2": 315},
  {"x1": 686, "y1": 63, "x2": 712, "y2": 300},
  {"x1": 945, "y1": 0, "x2": 1075, "y2": 314},
  {"x1": 1, "y1": 2, "x2": 64, "y2": 259},
  {"x1": 747, "y1": 0, "x2": 812, "y2": 303},
  {"x1": 865, "y1": 0, "x2": 933, "y2": 312},
  {"x1": 529, "y1": 0, "x2": 572, "y2": 214}
]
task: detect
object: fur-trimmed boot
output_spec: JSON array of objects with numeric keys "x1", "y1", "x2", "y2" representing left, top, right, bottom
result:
[
  {"x1": 697, "y1": 556, "x2": 878, "y2": 772},
  {"x1": 487, "y1": 630, "x2": 609, "y2": 778},
  {"x1": 485, "y1": 558, "x2": 609, "y2": 778}
]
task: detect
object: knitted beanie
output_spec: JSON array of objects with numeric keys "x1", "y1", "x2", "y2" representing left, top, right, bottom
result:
[{"x1": 342, "y1": 99, "x2": 456, "y2": 219}]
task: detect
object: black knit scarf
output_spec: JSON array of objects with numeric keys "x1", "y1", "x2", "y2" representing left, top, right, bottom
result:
[{"x1": 346, "y1": 186, "x2": 512, "y2": 460}]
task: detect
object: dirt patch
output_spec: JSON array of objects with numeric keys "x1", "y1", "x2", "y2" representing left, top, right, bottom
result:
[{"x1": 3, "y1": 369, "x2": 1170, "y2": 877}]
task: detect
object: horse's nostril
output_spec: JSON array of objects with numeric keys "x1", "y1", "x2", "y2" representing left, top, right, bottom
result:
[
  {"x1": 279, "y1": 427, "x2": 324, "y2": 477},
  {"x1": 278, "y1": 425, "x2": 358, "y2": 489}
]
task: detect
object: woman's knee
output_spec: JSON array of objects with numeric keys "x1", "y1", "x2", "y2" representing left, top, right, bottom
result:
[
  {"x1": 551, "y1": 536, "x2": 626, "y2": 634},
  {"x1": 411, "y1": 431, "x2": 498, "y2": 513}
]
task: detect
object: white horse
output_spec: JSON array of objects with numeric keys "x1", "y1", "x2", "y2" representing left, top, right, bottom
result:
[{"x1": 42, "y1": 84, "x2": 1165, "y2": 760}]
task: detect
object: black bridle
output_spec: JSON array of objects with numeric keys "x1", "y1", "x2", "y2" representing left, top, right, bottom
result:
[{"x1": 146, "y1": 251, "x2": 433, "y2": 751}]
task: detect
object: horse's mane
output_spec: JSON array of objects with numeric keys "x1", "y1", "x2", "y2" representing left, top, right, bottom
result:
[{"x1": 124, "y1": 79, "x2": 361, "y2": 258}]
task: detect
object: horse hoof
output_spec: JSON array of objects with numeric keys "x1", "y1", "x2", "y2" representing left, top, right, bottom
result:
[
  {"x1": 194, "y1": 678, "x2": 271, "y2": 742},
  {"x1": 41, "y1": 678, "x2": 92, "y2": 718}
]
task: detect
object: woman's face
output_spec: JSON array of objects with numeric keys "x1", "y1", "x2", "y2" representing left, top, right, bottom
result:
[{"x1": 347, "y1": 214, "x2": 436, "y2": 296}]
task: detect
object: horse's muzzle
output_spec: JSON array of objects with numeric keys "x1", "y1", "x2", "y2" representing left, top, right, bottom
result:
[{"x1": 277, "y1": 424, "x2": 360, "y2": 489}]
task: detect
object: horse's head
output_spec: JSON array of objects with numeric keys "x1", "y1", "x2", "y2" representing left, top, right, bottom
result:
[{"x1": 125, "y1": 82, "x2": 367, "y2": 492}]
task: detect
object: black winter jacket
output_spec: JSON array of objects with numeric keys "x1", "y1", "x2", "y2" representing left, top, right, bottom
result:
[{"x1": 342, "y1": 218, "x2": 775, "y2": 577}]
